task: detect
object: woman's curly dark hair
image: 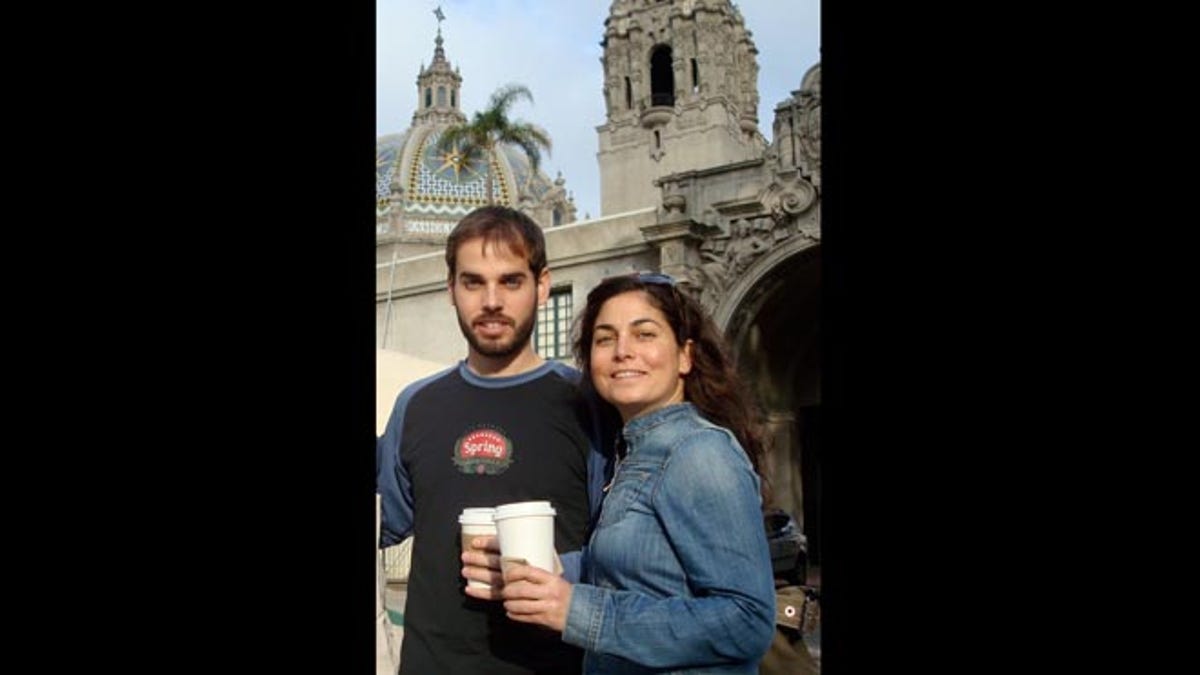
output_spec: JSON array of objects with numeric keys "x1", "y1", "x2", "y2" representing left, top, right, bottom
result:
[{"x1": 573, "y1": 274, "x2": 770, "y2": 493}]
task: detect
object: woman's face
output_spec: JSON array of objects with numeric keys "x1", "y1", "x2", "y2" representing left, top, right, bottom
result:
[{"x1": 589, "y1": 290, "x2": 692, "y2": 422}]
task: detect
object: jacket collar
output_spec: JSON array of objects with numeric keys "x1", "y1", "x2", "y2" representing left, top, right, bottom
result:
[{"x1": 622, "y1": 402, "x2": 696, "y2": 442}]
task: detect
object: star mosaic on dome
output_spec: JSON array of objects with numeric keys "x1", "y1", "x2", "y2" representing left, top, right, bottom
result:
[
  {"x1": 421, "y1": 135, "x2": 485, "y2": 186},
  {"x1": 409, "y1": 131, "x2": 495, "y2": 204},
  {"x1": 433, "y1": 147, "x2": 480, "y2": 182}
]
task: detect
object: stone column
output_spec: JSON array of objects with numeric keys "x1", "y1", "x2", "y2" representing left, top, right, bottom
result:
[
  {"x1": 640, "y1": 179, "x2": 711, "y2": 287},
  {"x1": 764, "y1": 410, "x2": 804, "y2": 525}
]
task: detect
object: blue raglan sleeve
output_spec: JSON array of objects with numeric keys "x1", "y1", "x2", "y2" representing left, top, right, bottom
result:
[
  {"x1": 548, "y1": 362, "x2": 618, "y2": 582},
  {"x1": 581, "y1": 373, "x2": 620, "y2": 532},
  {"x1": 549, "y1": 361, "x2": 618, "y2": 535},
  {"x1": 376, "y1": 378, "x2": 426, "y2": 549},
  {"x1": 559, "y1": 550, "x2": 583, "y2": 583}
]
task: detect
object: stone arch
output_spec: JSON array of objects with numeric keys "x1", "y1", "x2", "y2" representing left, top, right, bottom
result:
[
  {"x1": 715, "y1": 236, "x2": 822, "y2": 570},
  {"x1": 712, "y1": 234, "x2": 817, "y2": 332}
]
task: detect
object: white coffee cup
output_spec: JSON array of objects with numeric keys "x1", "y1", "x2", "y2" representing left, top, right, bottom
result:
[
  {"x1": 459, "y1": 507, "x2": 498, "y2": 589},
  {"x1": 493, "y1": 501, "x2": 557, "y2": 573}
]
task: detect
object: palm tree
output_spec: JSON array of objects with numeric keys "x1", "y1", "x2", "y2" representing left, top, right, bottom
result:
[{"x1": 436, "y1": 83, "x2": 552, "y2": 205}]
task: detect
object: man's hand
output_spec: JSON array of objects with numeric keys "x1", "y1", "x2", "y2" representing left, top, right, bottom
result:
[
  {"x1": 462, "y1": 536, "x2": 567, "y2": 600},
  {"x1": 461, "y1": 535, "x2": 504, "y2": 600}
]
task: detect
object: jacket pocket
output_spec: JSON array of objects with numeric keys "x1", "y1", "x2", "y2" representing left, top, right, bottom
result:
[{"x1": 596, "y1": 461, "x2": 655, "y2": 529}]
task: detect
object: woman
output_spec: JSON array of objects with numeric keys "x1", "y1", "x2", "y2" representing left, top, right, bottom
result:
[{"x1": 474, "y1": 272, "x2": 776, "y2": 673}]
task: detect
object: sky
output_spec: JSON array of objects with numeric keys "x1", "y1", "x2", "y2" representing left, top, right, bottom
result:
[{"x1": 377, "y1": 0, "x2": 821, "y2": 221}]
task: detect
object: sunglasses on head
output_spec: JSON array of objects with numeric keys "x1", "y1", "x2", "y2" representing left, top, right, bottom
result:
[
  {"x1": 602, "y1": 271, "x2": 677, "y2": 286},
  {"x1": 596, "y1": 270, "x2": 691, "y2": 339}
]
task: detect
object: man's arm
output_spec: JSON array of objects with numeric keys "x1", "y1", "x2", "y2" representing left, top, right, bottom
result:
[
  {"x1": 376, "y1": 381, "x2": 424, "y2": 548},
  {"x1": 559, "y1": 549, "x2": 583, "y2": 583},
  {"x1": 376, "y1": 425, "x2": 414, "y2": 548},
  {"x1": 376, "y1": 367, "x2": 453, "y2": 548},
  {"x1": 579, "y1": 374, "x2": 621, "y2": 532}
]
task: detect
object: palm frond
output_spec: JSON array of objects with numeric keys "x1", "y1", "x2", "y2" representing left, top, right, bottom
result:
[
  {"x1": 436, "y1": 83, "x2": 553, "y2": 204},
  {"x1": 489, "y1": 83, "x2": 534, "y2": 113},
  {"x1": 435, "y1": 126, "x2": 469, "y2": 152}
]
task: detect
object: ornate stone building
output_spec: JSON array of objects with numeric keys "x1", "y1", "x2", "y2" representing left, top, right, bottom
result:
[
  {"x1": 377, "y1": 0, "x2": 821, "y2": 566},
  {"x1": 375, "y1": 25, "x2": 577, "y2": 263},
  {"x1": 598, "y1": 0, "x2": 767, "y2": 215}
]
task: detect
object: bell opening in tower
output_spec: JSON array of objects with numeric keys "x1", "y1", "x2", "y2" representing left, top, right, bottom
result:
[{"x1": 650, "y1": 45, "x2": 675, "y2": 107}]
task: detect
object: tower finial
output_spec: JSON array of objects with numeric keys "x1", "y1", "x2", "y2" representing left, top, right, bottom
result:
[{"x1": 432, "y1": 6, "x2": 447, "y2": 60}]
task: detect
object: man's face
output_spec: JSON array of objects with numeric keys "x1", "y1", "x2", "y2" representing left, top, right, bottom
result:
[{"x1": 449, "y1": 237, "x2": 549, "y2": 360}]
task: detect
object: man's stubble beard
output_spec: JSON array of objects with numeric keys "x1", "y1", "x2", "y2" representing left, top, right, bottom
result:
[{"x1": 456, "y1": 306, "x2": 537, "y2": 359}]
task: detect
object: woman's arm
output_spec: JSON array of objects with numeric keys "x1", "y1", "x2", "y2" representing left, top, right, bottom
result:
[{"x1": 504, "y1": 429, "x2": 776, "y2": 668}]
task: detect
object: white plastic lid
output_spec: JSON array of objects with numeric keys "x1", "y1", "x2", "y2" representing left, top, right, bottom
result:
[
  {"x1": 458, "y1": 508, "x2": 496, "y2": 525},
  {"x1": 493, "y1": 500, "x2": 556, "y2": 520}
]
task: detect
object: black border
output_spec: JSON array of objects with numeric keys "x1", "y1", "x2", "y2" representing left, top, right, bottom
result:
[
  {"x1": 820, "y1": 3, "x2": 1076, "y2": 671},
  {"x1": 76, "y1": 3, "x2": 381, "y2": 669}
]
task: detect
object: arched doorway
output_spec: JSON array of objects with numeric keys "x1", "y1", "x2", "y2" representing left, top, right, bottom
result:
[{"x1": 720, "y1": 244, "x2": 821, "y2": 573}]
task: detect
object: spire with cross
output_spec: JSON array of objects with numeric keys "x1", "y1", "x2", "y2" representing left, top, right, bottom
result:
[{"x1": 431, "y1": 5, "x2": 447, "y2": 60}]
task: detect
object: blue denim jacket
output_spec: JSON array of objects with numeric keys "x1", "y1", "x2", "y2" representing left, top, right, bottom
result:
[{"x1": 563, "y1": 403, "x2": 775, "y2": 674}]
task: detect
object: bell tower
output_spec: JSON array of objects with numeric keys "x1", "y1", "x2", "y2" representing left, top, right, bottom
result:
[{"x1": 597, "y1": 0, "x2": 766, "y2": 215}]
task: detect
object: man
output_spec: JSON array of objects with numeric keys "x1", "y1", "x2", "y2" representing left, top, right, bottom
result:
[{"x1": 377, "y1": 206, "x2": 613, "y2": 674}]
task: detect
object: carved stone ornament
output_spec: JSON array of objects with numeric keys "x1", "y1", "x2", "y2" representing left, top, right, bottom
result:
[
  {"x1": 795, "y1": 64, "x2": 821, "y2": 184},
  {"x1": 799, "y1": 100, "x2": 820, "y2": 162},
  {"x1": 688, "y1": 216, "x2": 769, "y2": 313},
  {"x1": 768, "y1": 178, "x2": 815, "y2": 225},
  {"x1": 686, "y1": 197, "x2": 816, "y2": 314},
  {"x1": 661, "y1": 182, "x2": 686, "y2": 215}
]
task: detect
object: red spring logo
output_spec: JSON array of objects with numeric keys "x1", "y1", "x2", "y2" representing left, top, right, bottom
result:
[{"x1": 452, "y1": 427, "x2": 514, "y2": 475}]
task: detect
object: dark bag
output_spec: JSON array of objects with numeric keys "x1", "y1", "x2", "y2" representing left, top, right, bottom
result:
[{"x1": 759, "y1": 585, "x2": 820, "y2": 675}]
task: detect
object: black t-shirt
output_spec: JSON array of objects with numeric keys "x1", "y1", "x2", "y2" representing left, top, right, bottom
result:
[{"x1": 396, "y1": 363, "x2": 593, "y2": 674}]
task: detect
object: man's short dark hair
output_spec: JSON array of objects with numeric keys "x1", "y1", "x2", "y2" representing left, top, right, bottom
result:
[{"x1": 445, "y1": 206, "x2": 547, "y2": 281}]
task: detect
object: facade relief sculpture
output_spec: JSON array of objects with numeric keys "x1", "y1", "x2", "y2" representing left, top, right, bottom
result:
[
  {"x1": 775, "y1": 63, "x2": 821, "y2": 188},
  {"x1": 689, "y1": 209, "x2": 805, "y2": 315},
  {"x1": 643, "y1": 62, "x2": 820, "y2": 318}
]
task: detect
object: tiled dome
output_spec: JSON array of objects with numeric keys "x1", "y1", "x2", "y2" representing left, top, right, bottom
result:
[
  {"x1": 377, "y1": 25, "x2": 575, "y2": 241},
  {"x1": 377, "y1": 127, "x2": 519, "y2": 235}
]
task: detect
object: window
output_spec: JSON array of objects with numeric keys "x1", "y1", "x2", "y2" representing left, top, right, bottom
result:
[
  {"x1": 536, "y1": 286, "x2": 574, "y2": 360},
  {"x1": 691, "y1": 58, "x2": 699, "y2": 93},
  {"x1": 625, "y1": 77, "x2": 632, "y2": 109},
  {"x1": 437, "y1": 86, "x2": 447, "y2": 106},
  {"x1": 552, "y1": 208, "x2": 562, "y2": 227},
  {"x1": 425, "y1": 88, "x2": 432, "y2": 108},
  {"x1": 650, "y1": 45, "x2": 675, "y2": 107},
  {"x1": 451, "y1": 90, "x2": 456, "y2": 108}
]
